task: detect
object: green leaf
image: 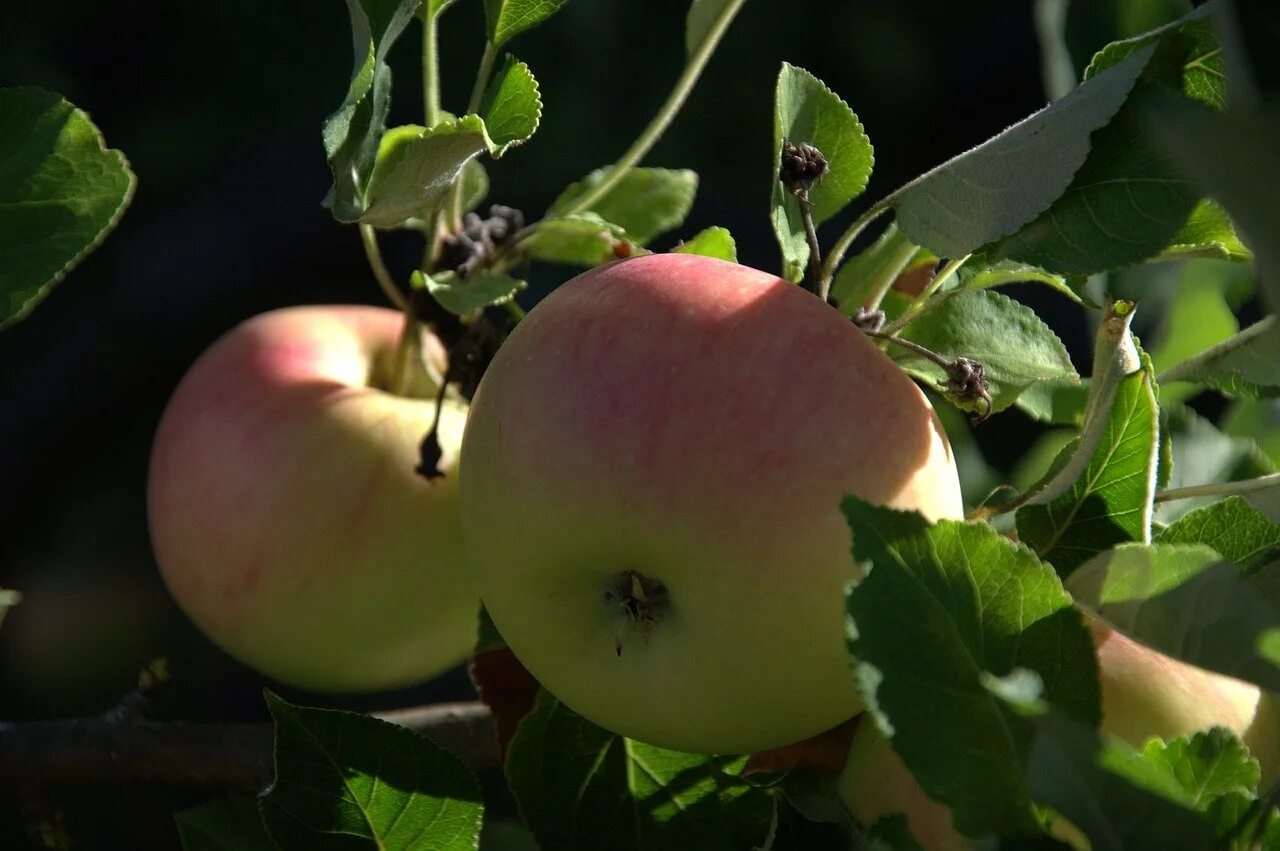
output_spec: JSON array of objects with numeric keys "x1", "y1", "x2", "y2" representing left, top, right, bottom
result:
[
  {"x1": 480, "y1": 55, "x2": 542, "y2": 155},
  {"x1": 322, "y1": 0, "x2": 421, "y2": 221},
  {"x1": 505, "y1": 690, "x2": 777, "y2": 850},
  {"x1": 1159, "y1": 200, "x2": 1253, "y2": 262},
  {"x1": 771, "y1": 63, "x2": 874, "y2": 281},
  {"x1": 0, "y1": 87, "x2": 135, "y2": 328},
  {"x1": 893, "y1": 46, "x2": 1152, "y2": 259},
  {"x1": 0, "y1": 589, "x2": 18, "y2": 632},
  {"x1": 259, "y1": 692, "x2": 483, "y2": 850},
  {"x1": 1066, "y1": 542, "x2": 1280, "y2": 692},
  {"x1": 830, "y1": 223, "x2": 920, "y2": 316},
  {"x1": 957, "y1": 257, "x2": 1087, "y2": 305},
  {"x1": 992, "y1": 85, "x2": 1200, "y2": 275},
  {"x1": 523, "y1": 213, "x2": 626, "y2": 266},
  {"x1": 1141, "y1": 729, "x2": 1261, "y2": 808},
  {"x1": 480, "y1": 821, "x2": 539, "y2": 851},
  {"x1": 1224, "y1": 398, "x2": 1280, "y2": 468},
  {"x1": 421, "y1": 269, "x2": 526, "y2": 315},
  {"x1": 483, "y1": 0, "x2": 570, "y2": 48},
  {"x1": 1015, "y1": 379, "x2": 1091, "y2": 425},
  {"x1": 1155, "y1": 404, "x2": 1275, "y2": 524},
  {"x1": 891, "y1": 289, "x2": 1079, "y2": 416},
  {"x1": 842, "y1": 498, "x2": 1099, "y2": 839},
  {"x1": 1016, "y1": 358, "x2": 1159, "y2": 577},
  {"x1": 673, "y1": 226, "x2": 737, "y2": 262},
  {"x1": 550, "y1": 168, "x2": 696, "y2": 245},
  {"x1": 459, "y1": 159, "x2": 490, "y2": 215},
  {"x1": 1156, "y1": 496, "x2": 1280, "y2": 570},
  {"x1": 1149, "y1": 270, "x2": 1241, "y2": 404},
  {"x1": 1158, "y1": 316, "x2": 1280, "y2": 399},
  {"x1": 362, "y1": 116, "x2": 489, "y2": 228},
  {"x1": 1148, "y1": 96, "x2": 1280, "y2": 314},
  {"x1": 1084, "y1": 4, "x2": 1224, "y2": 107},
  {"x1": 176, "y1": 798, "x2": 278, "y2": 851}
]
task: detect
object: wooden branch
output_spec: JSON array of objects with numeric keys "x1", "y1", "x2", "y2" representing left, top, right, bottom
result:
[{"x1": 0, "y1": 701, "x2": 497, "y2": 794}]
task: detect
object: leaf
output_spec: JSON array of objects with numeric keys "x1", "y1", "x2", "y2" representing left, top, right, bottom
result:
[
  {"x1": 1016, "y1": 358, "x2": 1159, "y2": 576},
  {"x1": 550, "y1": 167, "x2": 697, "y2": 246},
  {"x1": 1141, "y1": 729, "x2": 1261, "y2": 808},
  {"x1": 771, "y1": 63, "x2": 874, "y2": 281},
  {"x1": 1067, "y1": 542, "x2": 1280, "y2": 695},
  {"x1": 1159, "y1": 200, "x2": 1253, "y2": 262},
  {"x1": 470, "y1": 644, "x2": 539, "y2": 761},
  {"x1": 830, "y1": 223, "x2": 920, "y2": 315},
  {"x1": 991, "y1": 85, "x2": 1200, "y2": 275},
  {"x1": 1224, "y1": 398, "x2": 1280, "y2": 468},
  {"x1": 1015, "y1": 379, "x2": 1091, "y2": 425},
  {"x1": 0, "y1": 87, "x2": 135, "y2": 328},
  {"x1": 1083, "y1": 4, "x2": 1224, "y2": 107},
  {"x1": 480, "y1": 821, "x2": 540, "y2": 851},
  {"x1": 421, "y1": 269, "x2": 526, "y2": 315},
  {"x1": 259, "y1": 692, "x2": 483, "y2": 851},
  {"x1": 483, "y1": 0, "x2": 570, "y2": 48},
  {"x1": 673, "y1": 226, "x2": 737, "y2": 262},
  {"x1": 891, "y1": 289, "x2": 1079, "y2": 416},
  {"x1": 1155, "y1": 404, "x2": 1275, "y2": 524},
  {"x1": 1156, "y1": 496, "x2": 1280, "y2": 570},
  {"x1": 361, "y1": 116, "x2": 489, "y2": 228},
  {"x1": 1149, "y1": 269, "x2": 1241, "y2": 404},
  {"x1": 1158, "y1": 316, "x2": 1280, "y2": 399},
  {"x1": 1148, "y1": 96, "x2": 1280, "y2": 314},
  {"x1": 842, "y1": 498, "x2": 1099, "y2": 839},
  {"x1": 685, "y1": 0, "x2": 733, "y2": 58},
  {"x1": 505, "y1": 691, "x2": 778, "y2": 851},
  {"x1": 523, "y1": 213, "x2": 626, "y2": 266},
  {"x1": 322, "y1": 0, "x2": 421, "y2": 220},
  {"x1": 480, "y1": 55, "x2": 542, "y2": 155},
  {"x1": 892, "y1": 46, "x2": 1152, "y2": 259},
  {"x1": 176, "y1": 798, "x2": 278, "y2": 851},
  {"x1": 0, "y1": 589, "x2": 19, "y2": 631},
  {"x1": 459, "y1": 159, "x2": 489, "y2": 215},
  {"x1": 958, "y1": 257, "x2": 1088, "y2": 304}
]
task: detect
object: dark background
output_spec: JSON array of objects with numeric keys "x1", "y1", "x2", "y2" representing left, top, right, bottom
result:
[{"x1": 0, "y1": 0, "x2": 1155, "y2": 846}]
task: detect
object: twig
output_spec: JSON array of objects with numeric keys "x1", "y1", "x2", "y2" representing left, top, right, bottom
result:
[
  {"x1": 0, "y1": 701, "x2": 497, "y2": 794},
  {"x1": 360, "y1": 224, "x2": 411, "y2": 313},
  {"x1": 879, "y1": 253, "x2": 970, "y2": 336},
  {"x1": 1154, "y1": 472, "x2": 1280, "y2": 504}
]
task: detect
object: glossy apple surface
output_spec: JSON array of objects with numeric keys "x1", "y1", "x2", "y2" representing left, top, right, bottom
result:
[
  {"x1": 460, "y1": 253, "x2": 964, "y2": 753},
  {"x1": 148, "y1": 305, "x2": 475, "y2": 691},
  {"x1": 838, "y1": 619, "x2": 1280, "y2": 847}
]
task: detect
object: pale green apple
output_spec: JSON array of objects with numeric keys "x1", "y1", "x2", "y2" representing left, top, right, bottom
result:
[
  {"x1": 460, "y1": 253, "x2": 964, "y2": 754},
  {"x1": 148, "y1": 305, "x2": 476, "y2": 691}
]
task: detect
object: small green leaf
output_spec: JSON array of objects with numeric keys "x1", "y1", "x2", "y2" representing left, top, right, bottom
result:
[
  {"x1": 1158, "y1": 316, "x2": 1280, "y2": 399},
  {"x1": 322, "y1": 0, "x2": 421, "y2": 220},
  {"x1": 1016, "y1": 359, "x2": 1159, "y2": 577},
  {"x1": 1224, "y1": 398, "x2": 1280, "y2": 468},
  {"x1": 459, "y1": 159, "x2": 490, "y2": 214},
  {"x1": 1150, "y1": 270, "x2": 1241, "y2": 404},
  {"x1": 0, "y1": 589, "x2": 20, "y2": 632},
  {"x1": 830, "y1": 223, "x2": 920, "y2": 316},
  {"x1": 992, "y1": 85, "x2": 1200, "y2": 275},
  {"x1": 422, "y1": 269, "x2": 526, "y2": 315},
  {"x1": 1155, "y1": 405, "x2": 1275, "y2": 525},
  {"x1": 0, "y1": 87, "x2": 135, "y2": 328},
  {"x1": 176, "y1": 798, "x2": 278, "y2": 851},
  {"x1": 893, "y1": 46, "x2": 1152, "y2": 259},
  {"x1": 483, "y1": 0, "x2": 570, "y2": 48},
  {"x1": 1159, "y1": 200, "x2": 1253, "y2": 262},
  {"x1": 550, "y1": 168, "x2": 697, "y2": 245},
  {"x1": 259, "y1": 692, "x2": 483, "y2": 850},
  {"x1": 480, "y1": 55, "x2": 542, "y2": 155},
  {"x1": 891, "y1": 289, "x2": 1079, "y2": 416},
  {"x1": 771, "y1": 63, "x2": 874, "y2": 281},
  {"x1": 362, "y1": 116, "x2": 489, "y2": 228},
  {"x1": 1156, "y1": 497, "x2": 1280, "y2": 570},
  {"x1": 523, "y1": 214, "x2": 627, "y2": 266},
  {"x1": 1066, "y1": 542, "x2": 1280, "y2": 693},
  {"x1": 1084, "y1": 4, "x2": 1224, "y2": 107},
  {"x1": 673, "y1": 226, "x2": 737, "y2": 262},
  {"x1": 842, "y1": 498, "x2": 1099, "y2": 839},
  {"x1": 505, "y1": 690, "x2": 779, "y2": 850},
  {"x1": 1141, "y1": 729, "x2": 1262, "y2": 809},
  {"x1": 957, "y1": 257, "x2": 1088, "y2": 305},
  {"x1": 1015, "y1": 379, "x2": 1091, "y2": 425}
]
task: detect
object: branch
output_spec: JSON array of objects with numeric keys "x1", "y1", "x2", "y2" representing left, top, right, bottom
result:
[{"x1": 0, "y1": 701, "x2": 497, "y2": 794}]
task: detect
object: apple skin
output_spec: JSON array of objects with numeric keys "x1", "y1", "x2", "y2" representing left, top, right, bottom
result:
[
  {"x1": 838, "y1": 619, "x2": 1280, "y2": 848},
  {"x1": 459, "y1": 253, "x2": 964, "y2": 754},
  {"x1": 148, "y1": 305, "x2": 476, "y2": 692}
]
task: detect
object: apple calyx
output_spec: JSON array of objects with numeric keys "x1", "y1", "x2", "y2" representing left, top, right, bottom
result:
[{"x1": 605, "y1": 570, "x2": 670, "y2": 658}]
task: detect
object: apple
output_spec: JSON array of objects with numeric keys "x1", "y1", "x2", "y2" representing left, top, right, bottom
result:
[
  {"x1": 459, "y1": 253, "x2": 965, "y2": 754},
  {"x1": 148, "y1": 305, "x2": 477, "y2": 692},
  {"x1": 837, "y1": 619, "x2": 1280, "y2": 848}
]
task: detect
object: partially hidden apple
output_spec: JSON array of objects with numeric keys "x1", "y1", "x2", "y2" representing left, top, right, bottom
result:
[
  {"x1": 148, "y1": 305, "x2": 477, "y2": 692},
  {"x1": 838, "y1": 619, "x2": 1280, "y2": 849},
  {"x1": 459, "y1": 253, "x2": 965, "y2": 754}
]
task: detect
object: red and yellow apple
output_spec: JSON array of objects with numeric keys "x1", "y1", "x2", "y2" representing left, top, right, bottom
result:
[
  {"x1": 459, "y1": 253, "x2": 964, "y2": 754},
  {"x1": 838, "y1": 619, "x2": 1280, "y2": 848},
  {"x1": 148, "y1": 305, "x2": 477, "y2": 692}
]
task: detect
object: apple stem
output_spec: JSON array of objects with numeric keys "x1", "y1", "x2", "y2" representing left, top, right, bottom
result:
[{"x1": 879, "y1": 254, "x2": 971, "y2": 336}]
